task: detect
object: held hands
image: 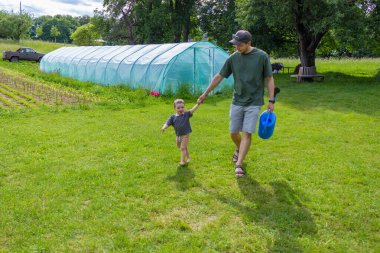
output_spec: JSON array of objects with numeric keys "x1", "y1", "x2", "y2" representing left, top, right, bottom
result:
[{"x1": 197, "y1": 94, "x2": 206, "y2": 104}]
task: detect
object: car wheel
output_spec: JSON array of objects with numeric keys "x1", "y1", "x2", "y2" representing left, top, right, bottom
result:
[
  {"x1": 10, "y1": 57, "x2": 19, "y2": 62},
  {"x1": 37, "y1": 57, "x2": 42, "y2": 62}
]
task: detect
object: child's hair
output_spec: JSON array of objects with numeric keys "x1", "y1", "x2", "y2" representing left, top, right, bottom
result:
[{"x1": 173, "y1": 99, "x2": 184, "y2": 108}]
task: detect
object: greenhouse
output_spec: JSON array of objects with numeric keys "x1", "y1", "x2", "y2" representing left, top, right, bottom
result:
[{"x1": 40, "y1": 42, "x2": 234, "y2": 94}]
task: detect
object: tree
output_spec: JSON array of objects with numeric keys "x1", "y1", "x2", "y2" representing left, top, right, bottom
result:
[
  {"x1": 166, "y1": 0, "x2": 196, "y2": 42},
  {"x1": 133, "y1": 0, "x2": 172, "y2": 43},
  {"x1": 14, "y1": 13, "x2": 33, "y2": 41},
  {"x1": 34, "y1": 15, "x2": 80, "y2": 43},
  {"x1": 329, "y1": 0, "x2": 380, "y2": 57},
  {"x1": 76, "y1": 15, "x2": 91, "y2": 26},
  {"x1": 71, "y1": 23, "x2": 101, "y2": 45},
  {"x1": 36, "y1": 26, "x2": 43, "y2": 39},
  {"x1": 0, "y1": 11, "x2": 13, "y2": 39},
  {"x1": 103, "y1": 0, "x2": 138, "y2": 44},
  {"x1": 236, "y1": 0, "x2": 378, "y2": 66},
  {"x1": 0, "y1": 11, "x2": 32, "y2": 41},
  {"x1": 91, "y1": 9, "x2": 113, "y2": 43},
  {"x1": 196, "y1": 0, "x2": 239, "y2": 47},
  {"x1": 50, "y1": 25, "x2": 61, "y2": 42},
  {"x1": 102, "y1": 0, "x2": 197, "y2": 44}
]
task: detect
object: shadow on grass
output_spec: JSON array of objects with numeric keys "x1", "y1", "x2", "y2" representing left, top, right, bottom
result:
[
  {"x1": 167, "y1": 165, "x2": 200, "y2": 191},
  {"x1": 276, "y1": 70, "x2": 380, "y2": 116},
  {"x1": 214, "y1": 172, "x2": 317, "y2": 252}
]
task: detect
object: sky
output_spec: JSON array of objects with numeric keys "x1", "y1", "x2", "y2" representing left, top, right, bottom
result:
[{"x1": 0, "y1": 0, "x2": 104, "y2": 17}]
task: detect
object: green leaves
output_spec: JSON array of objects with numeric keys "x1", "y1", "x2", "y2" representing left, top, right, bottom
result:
[
  {"x1": 0, "y1": 11, "x2": 32, "y2": 41},
  {"x1": 70, "y1": 23, "x2": 102, "y2": 46}
]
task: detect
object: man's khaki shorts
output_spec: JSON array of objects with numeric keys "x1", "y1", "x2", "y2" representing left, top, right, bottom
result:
[{"x1": 229, "y1": 104, "x2": 261, "y2": 134}]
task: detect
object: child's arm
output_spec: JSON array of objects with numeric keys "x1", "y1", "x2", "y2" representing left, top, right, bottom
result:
[
  {"x1": 162, "y1": 115, "x2": 174, "y2": 133},
  {"x1": 161, "y1": 123, "x2": 169, "y2": 133},
  {"x1": 189, "y1": 103, "x2": 200, "y2": 114}
]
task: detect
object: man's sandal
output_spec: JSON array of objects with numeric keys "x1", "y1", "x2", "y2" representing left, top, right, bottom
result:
[
  {"x1": 235, "y1": 165, "x2": 245, "y2": 177},
  {"x1": 232, "y1": 149, "x2": 239, "y2": 163}
]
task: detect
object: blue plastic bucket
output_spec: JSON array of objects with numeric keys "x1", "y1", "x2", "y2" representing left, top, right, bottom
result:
[{"x1": 258, "y1": 110, "x2": 276, "y2": 139}]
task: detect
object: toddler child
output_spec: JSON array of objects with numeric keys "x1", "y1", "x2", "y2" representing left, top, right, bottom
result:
[{"x1": 161, "y1": 99, "x2": 200, "y2": 166}]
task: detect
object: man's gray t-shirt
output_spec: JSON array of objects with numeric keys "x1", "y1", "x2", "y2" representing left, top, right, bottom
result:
[
  {"x1": 166, "y1": 111, "x2": 192, "y2": 136},
  {"x1": 219, "y1": 48, "x2": 272, "y2": 106}
]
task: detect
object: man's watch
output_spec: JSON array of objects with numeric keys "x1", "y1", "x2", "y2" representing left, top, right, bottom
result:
[{"x1": 269, "y1": 99, "x2": 275, "y2": 104}]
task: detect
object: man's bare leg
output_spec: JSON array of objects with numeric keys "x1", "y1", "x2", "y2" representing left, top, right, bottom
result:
[
  {"x1": 230, "y1": 132, "x2": 241, "y2": 149},
  {"x1": 236, "y1": 132, "x2": 252, "y2": 166},
  {"x1": 231, "y1": 132, "x2": 242, "y2": 163}
]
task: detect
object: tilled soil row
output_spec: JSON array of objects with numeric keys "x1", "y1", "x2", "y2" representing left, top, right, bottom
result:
[{"x1": 0, "y1": 69, "x2": 97, "y2": 108}]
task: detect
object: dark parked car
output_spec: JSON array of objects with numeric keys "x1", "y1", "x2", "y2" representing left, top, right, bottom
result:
[{"x1": 2, "y1": 47, "x2": 45, "y2": 62}]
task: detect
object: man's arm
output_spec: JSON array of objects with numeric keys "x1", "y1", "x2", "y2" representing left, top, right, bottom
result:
[
  {"x1": 197, "y1": 74, "x2": 224, "y2": 104},
  {"x1": 266, "y1": 76, "x2": 275, "y2": 112}
]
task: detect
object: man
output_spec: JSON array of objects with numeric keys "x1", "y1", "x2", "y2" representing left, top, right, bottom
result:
[{"x1": 197, "y1": 30, "x2": 275, "y2": 177}]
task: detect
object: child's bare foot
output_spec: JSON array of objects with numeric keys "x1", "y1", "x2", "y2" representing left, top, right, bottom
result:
[
  {"x1": 179, "y1": 162, "x2": 186, "y2": 167},
  {"x1": 186, "y1": 159, "x2": 190, "y2": 164}
]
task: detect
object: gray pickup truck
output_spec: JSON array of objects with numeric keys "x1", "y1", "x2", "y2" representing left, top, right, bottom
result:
[{"x1": 2, "y1": 47, "x2": 45, "y2": 62}]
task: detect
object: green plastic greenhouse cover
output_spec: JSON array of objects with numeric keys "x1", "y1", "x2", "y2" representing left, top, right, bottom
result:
[{"x1": 40, "y1": 41, "x2": 233, "y2": 94}]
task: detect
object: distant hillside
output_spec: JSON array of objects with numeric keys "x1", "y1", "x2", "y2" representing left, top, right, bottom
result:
[{"x1": 0, "y1": 39, "x2": 69, "y2": 54}]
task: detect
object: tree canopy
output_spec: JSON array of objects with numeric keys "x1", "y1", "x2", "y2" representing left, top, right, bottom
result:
[
  {"x1": 236, "y1": 0, "x2": 380, "y2": 65},
  {"x1": 0, "y1": 0, "x2": 379, "y2": 62},
  {"x1": 0, "y1": 11, "x2": 32, "y2": 41},
  {"x1": 71, "y1": 23, "x2": 102, "y2": 46}
]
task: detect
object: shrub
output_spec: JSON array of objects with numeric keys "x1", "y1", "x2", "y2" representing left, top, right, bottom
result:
[{"x1": 175, "y1": 83, "x2": 193, "y2": 100}]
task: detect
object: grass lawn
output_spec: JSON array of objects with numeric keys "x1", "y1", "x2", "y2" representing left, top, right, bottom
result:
[
  {"x1": 0, "y1": 44, "x2": 379, "y2": 251},
  {"x1": 0, "y1": 39, "x2": 66, "y2": 54}
]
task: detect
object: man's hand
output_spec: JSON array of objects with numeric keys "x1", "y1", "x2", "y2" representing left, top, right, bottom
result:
[
  {"x1": 197, "y1": 74, "x2": 224, "y2": 104},
  {"x1": 268, "y1": 102, "x2": 274, "y2": 112},
  {"x1": 197, "y1": 94, "x2": 206, "y2": 104}
]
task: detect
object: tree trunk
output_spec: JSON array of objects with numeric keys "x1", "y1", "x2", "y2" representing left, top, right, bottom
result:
[
  {"x1": 122, "y1": 14, "x2": 136, "y2": 44},
  {"x1": 168, "y1": 0, "x2": 181, "y2": 42},
  {"x1": 295, "y1": 0, "x2": 326, "y2": 67},
  {"x1": 182, "y1": 15, "x2": 190, "y2": 42},
  {"x1": 181, "y1": 0, "x2": 193, "y2": 42},
  {"x1": 121, "y1": 0, "x2": 137, "y2": 45},
  {"x1": 297, "y1": 31, "x2": 325, "y2": 67},
  {"x1": 173, "y1": 2, "x2": 182, "y2": 42},
  {"x1": 299, "y1": 35, "x2": 316, "y2": 67},
  {"x1": 173, "y1": 26, "x2": 181, "y2": 43}
]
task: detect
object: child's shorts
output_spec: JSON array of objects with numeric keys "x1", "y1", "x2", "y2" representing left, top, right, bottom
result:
[{"x1": 176, "y1": 135, "x2": 189, "y2": 148}]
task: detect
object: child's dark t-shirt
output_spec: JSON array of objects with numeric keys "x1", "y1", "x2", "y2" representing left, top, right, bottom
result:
[{"x1": 166, "y1": 111, "x2": 192, "y2": 136}]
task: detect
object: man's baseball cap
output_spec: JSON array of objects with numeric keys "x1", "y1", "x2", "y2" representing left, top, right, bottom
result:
[{"x1": 229, "y1": 30, "x2": 252, "y2": 45}]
